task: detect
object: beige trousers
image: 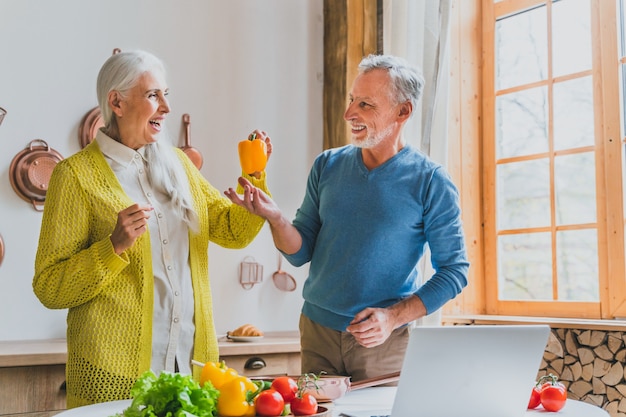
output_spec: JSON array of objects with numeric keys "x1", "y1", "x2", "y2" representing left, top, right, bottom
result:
[{"x1": 299, "y1": 314, "x2": 410, "y2": 383}]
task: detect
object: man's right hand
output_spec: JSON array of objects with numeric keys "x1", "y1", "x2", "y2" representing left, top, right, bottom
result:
[{"x1": 224, "y1": 177, "x2": 303, "y2": 254}]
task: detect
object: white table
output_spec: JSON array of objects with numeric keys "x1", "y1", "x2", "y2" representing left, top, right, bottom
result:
[
  {"x1": 54, "y1": 387, "x2": 609, "y2": 417},
  {"x1": 333, "y1": 387, "x2": 609, "y2": 417}
]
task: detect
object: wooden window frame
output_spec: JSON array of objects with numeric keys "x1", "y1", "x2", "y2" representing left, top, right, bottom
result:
[{"x1": 445, "y1": 0, "x2": 626, "y2": 320}]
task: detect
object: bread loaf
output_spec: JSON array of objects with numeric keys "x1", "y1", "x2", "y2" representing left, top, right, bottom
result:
[{"x1": 230, "y1": 324, "x2": 264, "y2": 337}]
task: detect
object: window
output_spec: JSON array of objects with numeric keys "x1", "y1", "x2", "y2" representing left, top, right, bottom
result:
[{"x1": 481, "y1": 0, "x2": 626, "y2": 318}]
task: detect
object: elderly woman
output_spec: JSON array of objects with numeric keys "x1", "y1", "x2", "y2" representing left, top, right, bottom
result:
[{"x1": 33, "y1": 50, "x2": 271, "y2": 407}]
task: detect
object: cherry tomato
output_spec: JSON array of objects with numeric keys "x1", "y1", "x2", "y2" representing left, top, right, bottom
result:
[
  {"x1": 540, "y1": 383, "x2": 567, "y2": 412},
  {"x1": 291, "y1": 393, "x2": 318, "y2": 416},
  {"x1": 255, "y1": 389, "x2": 285, "y2": 416},
  {"x1": 527, "y1": 386, "x2": 541, "y2": 409},
  {"x1": 271, "y1": 376, "x2": 299, "y2": 403}
]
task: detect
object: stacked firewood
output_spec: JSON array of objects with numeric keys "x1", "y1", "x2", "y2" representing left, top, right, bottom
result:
[{"x1": 538, "y1": 328, "x2": 626, "y2": 417}]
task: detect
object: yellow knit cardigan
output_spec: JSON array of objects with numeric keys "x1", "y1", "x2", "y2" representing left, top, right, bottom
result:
[{"x1": 33, "y1": 141, "x2": 268, "y2": 407}]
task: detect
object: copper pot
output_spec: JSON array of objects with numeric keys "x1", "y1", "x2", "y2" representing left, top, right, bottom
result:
[
  {"x1": 78, "y1": 106, "x2": 104, "y2": 148},
  {"x1": 9, "y1": 139, "x2": 64, "y2": 211}
]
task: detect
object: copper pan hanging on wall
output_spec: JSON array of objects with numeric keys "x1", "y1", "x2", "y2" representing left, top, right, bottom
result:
[
  {"x1": 78, "y1": 105, "x2": 104, "y2": 148},
  {"x1": 9, "y1": 139, "x2": 64, "y2": 212}
]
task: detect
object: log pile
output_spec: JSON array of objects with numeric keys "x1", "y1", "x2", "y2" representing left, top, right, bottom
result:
[{"x1": 538, "y1": 328, "x2": 626, "y2": 417}]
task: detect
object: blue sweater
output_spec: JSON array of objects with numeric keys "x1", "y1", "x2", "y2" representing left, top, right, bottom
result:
[{"x1": 283, "y1": 145, "x2": 469, "y2": 331}]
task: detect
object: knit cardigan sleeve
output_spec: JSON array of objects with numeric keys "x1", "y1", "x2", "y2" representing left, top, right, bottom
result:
[
  {"x1": 32, "y1": 153, "x2": 137, "y2": 310},
  {"x1": 177, "y1": 148, "x2": 268, "y2": 249}
]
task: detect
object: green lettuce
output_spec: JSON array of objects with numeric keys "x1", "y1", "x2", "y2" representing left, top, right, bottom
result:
[{"x1": 112, "y1": 370, "x2": 219, "y2": 417}]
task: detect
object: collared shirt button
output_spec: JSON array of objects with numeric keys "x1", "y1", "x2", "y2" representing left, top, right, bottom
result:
[
  {"x1": 174, "y1": 291, "x2": 180, "y2": 296},
  {"x1": 173, "y1": 317, "x2": 179, "y2": 323},
  {"x1": 158, "y1": 213, "x2": 163, "y2": 218},
  {"x1": 147, "y1": 192, "x2": 153, "y2": 197},
  {"x1": 139, "y1": 169, "x2": 144, "y2": 174},
  {"x1": 134, "y1": 154, "x2": 140, "y2": 159},
  {"x1": 167, "y1": 265, "x2": 173, "y2": 270},
  {"x1": 162, "y1": 239, "x2": 168, "y2": 245}
]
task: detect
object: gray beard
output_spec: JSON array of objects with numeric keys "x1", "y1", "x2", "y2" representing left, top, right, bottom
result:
[{"x1": 350, "y1": 124, "x2": 394, "y2": 149}]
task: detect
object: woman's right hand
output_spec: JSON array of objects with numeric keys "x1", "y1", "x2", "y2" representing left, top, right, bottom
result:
[{"x1": 110, "y1": 203, "x2": 153, "y2": 255}]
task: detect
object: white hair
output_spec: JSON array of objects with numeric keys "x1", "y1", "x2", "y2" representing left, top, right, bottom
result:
[{"x1": 358, "y1": 54, "x2": 425, "y2": 112}]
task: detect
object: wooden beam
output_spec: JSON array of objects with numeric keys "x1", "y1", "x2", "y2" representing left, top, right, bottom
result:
[{"x1": 323, "y1": 0, "x2": 379, "y2": 150}]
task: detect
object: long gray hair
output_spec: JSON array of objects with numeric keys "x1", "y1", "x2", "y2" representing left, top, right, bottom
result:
[
  {"x1": 96, "y1": 50, "x2": 199, "y2": 232},
  {"x1": 358, "y1": 54, "x2": 425, "y2": 113}
]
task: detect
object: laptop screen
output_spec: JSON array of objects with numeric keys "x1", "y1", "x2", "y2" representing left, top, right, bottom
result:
[{"x1": 339, "y1": 325, "x2": 550, "y2": 417}]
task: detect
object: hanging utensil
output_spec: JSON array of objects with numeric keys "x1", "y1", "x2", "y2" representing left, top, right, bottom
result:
[
  {"x1": 180, "y1": 113, "x2": 203, "y2": 169},
  {"x1": 239, "y1": 256, "x2": 263, "y2": 289},
  {"x1": 78, "y1": 106, "x2": 104, "y2": 148},
  {"x1": 9, "y1": 139, "x2": 64, "y2": 211},
  {"x1": 272, "y1": 251, "x2": 297, "y2": 292}
]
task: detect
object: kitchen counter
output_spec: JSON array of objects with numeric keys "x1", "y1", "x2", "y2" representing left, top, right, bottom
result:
[
  {"x1": 218, "y1": 331, "x2": 300, "y2": 356},
  {"x1": 0, "y1": 332, "x2": 301, "y2": 416},
  {"x1": 0, "y1": 331, "x2": 301, "y2": 368},
  {"x1": 0, "y1": 338, "x2": 68, "y2": 367}
]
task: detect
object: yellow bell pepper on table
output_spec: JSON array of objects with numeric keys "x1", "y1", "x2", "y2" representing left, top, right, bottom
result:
[
  {"x1": 217, "y1": 375, "x2": 259, "y2": 416},
  {"x1": 238, "y1": 132, "x2": 268, "y2": 175}
]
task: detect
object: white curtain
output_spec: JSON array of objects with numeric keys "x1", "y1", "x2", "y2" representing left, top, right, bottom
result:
[{"x1": 382, "y1": 0, "x2": 453, "y2": 326}]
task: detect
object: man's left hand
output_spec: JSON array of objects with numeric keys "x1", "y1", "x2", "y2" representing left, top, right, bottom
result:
[{"x1": 346, "y1": 308, "x2": 395, "y2": 348}]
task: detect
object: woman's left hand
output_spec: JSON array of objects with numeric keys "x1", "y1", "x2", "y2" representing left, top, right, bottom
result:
[{"x1": 251, "y1": 129, "x2": 272, "y2": 161}]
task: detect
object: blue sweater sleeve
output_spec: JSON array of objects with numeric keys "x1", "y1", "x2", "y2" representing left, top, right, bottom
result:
[
  {"x1": 283, "y1": 152, "x2": 327, "y2": 266},
  {"x1": 414, "y1": 167, "x2": 469, "y2": 314}
]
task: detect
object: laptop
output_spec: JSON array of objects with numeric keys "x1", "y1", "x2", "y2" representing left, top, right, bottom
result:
[{"x1": 339, "y1": 324, "x2": 550, "y2": 417}]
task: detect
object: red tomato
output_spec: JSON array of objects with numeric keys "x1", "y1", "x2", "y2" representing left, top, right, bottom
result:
[
  {"x1": 255, "y1": 389, "x2": 285, "y2": 416},
  {"x1": 271, "y1": 376, "x2": 299, "y2": 403},
  {"x1": 291, "y1": 393, "x2": 318, "y2": 416},
  {"x1": 540, "y1": 383, "x2": 567, "y2": 412},
  {"x1": 527, "y1": 386, "x2": 541, "y2": 409}
]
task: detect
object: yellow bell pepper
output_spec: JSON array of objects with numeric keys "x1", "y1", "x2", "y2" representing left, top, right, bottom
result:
[
  {"x1": 217, "y1": 375, "x2": 258, "y2": 416},
  {"x1": 238, "y1": 132, "x2": 268, "y2": 175},
  {"x1": 199, "y1": 360, "x2": 239, "y2": 389}
]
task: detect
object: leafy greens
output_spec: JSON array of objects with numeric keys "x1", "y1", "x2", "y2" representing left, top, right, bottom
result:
[{"x1": 112, "y1": 370, "x2": 219, "y2": 417}]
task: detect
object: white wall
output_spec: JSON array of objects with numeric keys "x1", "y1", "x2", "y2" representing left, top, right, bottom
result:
[{"x1": 0, "y1": 0, "x2": 323, "y2": 341}]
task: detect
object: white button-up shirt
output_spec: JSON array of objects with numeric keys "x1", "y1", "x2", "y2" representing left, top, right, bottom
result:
[{"x1": 96, "y1": 132, "x2": 195, "y2": 375}]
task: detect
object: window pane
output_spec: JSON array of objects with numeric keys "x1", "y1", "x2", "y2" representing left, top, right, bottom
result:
[
  {"x1": 496, "y1": 87, "x2": 549, "y2": 159},
  {"x1": 498, "y1": 232, "x2": 552, "y2": 300},
  {"x1": 553, "y1": 76, "x2": 594, "y2": 150},
  {"x1": 495, "y1": 6, "x2": 547, "y2": 90},
  {"x1": 497, "y1": 159, "x2": 551, "y2": 230},
  {"x1": 554, "y1": 152, "x2": 596, "y2": 225},
  {"x1": 556, "y1": 229, "x2": 599, "y2": 301},
  {"x1": 552, "y1": 0, "x2": 592, "y2": 77}
]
